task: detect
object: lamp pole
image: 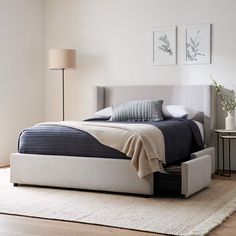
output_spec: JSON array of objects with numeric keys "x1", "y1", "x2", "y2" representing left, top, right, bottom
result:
[
  {"x1": 62, "y1": 68, "x2": 65, "y2": 121},
  {"x1": 49, "y1": 49, "x2": 76, "y2": 122}
]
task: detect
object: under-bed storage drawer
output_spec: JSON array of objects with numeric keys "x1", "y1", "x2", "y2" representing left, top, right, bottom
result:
[
  {"x1": 154, "y1": 172, "x2": 182, "y2": 195},
  {"x1": 155, "y1": 148, "x2": 213, "y2": 198}
]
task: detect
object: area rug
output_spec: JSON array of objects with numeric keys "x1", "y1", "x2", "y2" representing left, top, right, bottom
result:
[{"x1": 0, "y1": 169, "x2": 236, "y2": 236}]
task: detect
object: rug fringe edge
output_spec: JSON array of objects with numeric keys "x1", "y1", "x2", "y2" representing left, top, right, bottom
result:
[{"x1": 183, "y1": 197, "x2": 236, "y2": 236}]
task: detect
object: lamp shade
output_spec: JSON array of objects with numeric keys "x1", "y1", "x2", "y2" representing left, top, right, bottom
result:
[{"x1": 49, "y1": 49, "x2": 76, "y2": 69}]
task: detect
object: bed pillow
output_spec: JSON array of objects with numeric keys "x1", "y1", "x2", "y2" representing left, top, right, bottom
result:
[
  {"x1": 111, "y1": 99, "x2": 163, "y2": 122},
  {"x1": 162, "y1": 105, "x2": 198, "y2": 119},
  {"x1": 94, "y1": 107, "x2": 113, "y2": 119}
]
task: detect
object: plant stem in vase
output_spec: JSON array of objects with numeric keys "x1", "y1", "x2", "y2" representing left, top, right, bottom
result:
[{"x1": 212, "y1": 79, "x2": 236, "y2": 130}]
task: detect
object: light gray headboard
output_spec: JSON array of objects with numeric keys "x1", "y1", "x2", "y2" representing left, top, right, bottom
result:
[{"x1": 95, "y1": 85, "x2": 229, "y2": 147}]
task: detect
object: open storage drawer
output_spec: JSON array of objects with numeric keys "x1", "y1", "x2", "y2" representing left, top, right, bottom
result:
[{"x1": 154, "y1": 147, "x2": 214, "y2": 198}]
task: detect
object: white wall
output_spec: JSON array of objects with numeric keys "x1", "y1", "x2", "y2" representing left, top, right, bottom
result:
[
  {"x1": 0, "y1": 0, "x2": 44, "y2": 166},
  {"x1": 2, "y1": 0, "x2": 235, "y2": 167},
  {"x1": 44, "y1": 0, "x2": 236, "y2": 121}
]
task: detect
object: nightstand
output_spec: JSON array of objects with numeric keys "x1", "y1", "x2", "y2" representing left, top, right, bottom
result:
[
  {"x1": 215, "y1": 129, "x2": 236, "y2": 176},
  {"x1": 220, "y1": 135, "x2": 236, "y2": 177}
]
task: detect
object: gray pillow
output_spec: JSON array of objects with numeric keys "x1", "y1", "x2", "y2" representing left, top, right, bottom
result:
[{"x1": 111, "y1": 99, "x2": 163, "y2": 122}]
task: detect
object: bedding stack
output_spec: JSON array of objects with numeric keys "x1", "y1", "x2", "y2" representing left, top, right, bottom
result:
[{"x1": 19, "y1": 100, "x2": 204, "y2": 177}]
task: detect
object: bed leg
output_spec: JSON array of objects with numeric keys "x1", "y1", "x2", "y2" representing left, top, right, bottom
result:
[{"x1": 13, "y1": 183, "x2": 19, "y2": 187}]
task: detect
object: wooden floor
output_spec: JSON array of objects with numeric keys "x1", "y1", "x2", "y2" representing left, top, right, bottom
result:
[{"x1": 0, "y1": 174, "x2": 236, "y2": 236}]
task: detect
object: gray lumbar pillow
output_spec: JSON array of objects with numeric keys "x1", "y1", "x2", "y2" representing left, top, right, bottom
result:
[{"x1": 111, "y1": 99, "x2": 163, "y2": 122}]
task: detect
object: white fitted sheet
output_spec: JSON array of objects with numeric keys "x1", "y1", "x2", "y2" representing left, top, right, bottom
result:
[{"x1": 193, "y1": 120, "x2": 204, "y2": 142}]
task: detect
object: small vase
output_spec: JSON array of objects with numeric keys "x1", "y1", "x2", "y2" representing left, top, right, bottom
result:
[{"x1": 225, "y1": 112, "x2": 235, "y2": 130}]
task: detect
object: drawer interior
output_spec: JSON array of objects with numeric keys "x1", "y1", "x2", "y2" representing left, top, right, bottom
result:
[{"x1": 154, "y1": 166, "x2": 182, "y2": 196}]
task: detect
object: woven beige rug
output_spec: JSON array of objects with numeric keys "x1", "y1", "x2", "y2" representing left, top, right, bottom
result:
[{"x1": 0, "y1": 169, "x2": 236, "y2": 236}]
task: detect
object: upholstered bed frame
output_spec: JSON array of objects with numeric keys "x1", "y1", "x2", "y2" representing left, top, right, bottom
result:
[{"x1": 11, "y1": 85, "x2": 219, "y2": 197}]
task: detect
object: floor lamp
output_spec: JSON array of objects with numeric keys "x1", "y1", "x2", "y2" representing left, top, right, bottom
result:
[{"x1": 49, "y1": 49, "x2": 76, "y2": 121}]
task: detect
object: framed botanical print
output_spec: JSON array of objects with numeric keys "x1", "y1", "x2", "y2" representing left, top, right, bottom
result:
[
  {"x1": 185, "y1": 24, "x2": 211, "y2": 64},
  {"x1": 152, "y1": 26, "x2": 176, "y2": 65}
]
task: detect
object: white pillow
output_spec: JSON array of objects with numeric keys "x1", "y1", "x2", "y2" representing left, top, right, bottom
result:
[
  {"x1": 162, "y1": 105, "x2": 197, "y2": 119},
  {"x1": 94, "y1": 107, "x2": 113, "y2": 118}
]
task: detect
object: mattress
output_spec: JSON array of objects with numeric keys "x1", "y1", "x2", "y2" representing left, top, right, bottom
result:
[{"x1": 18, "y1": 119, "x2": 204, "y2": 165}]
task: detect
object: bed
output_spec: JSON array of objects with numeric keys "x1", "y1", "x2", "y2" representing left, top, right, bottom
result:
[{"x1": 10, "y1": 85, "x2": 217, "y2": 197}]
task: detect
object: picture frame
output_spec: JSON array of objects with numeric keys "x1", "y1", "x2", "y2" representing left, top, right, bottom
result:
[
  {"x1": 152, "y1": 26, "x2": 176, "y2": 66},
  {"x1": 184, "y1": 24, "x2": 211, "y2": 64}
]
